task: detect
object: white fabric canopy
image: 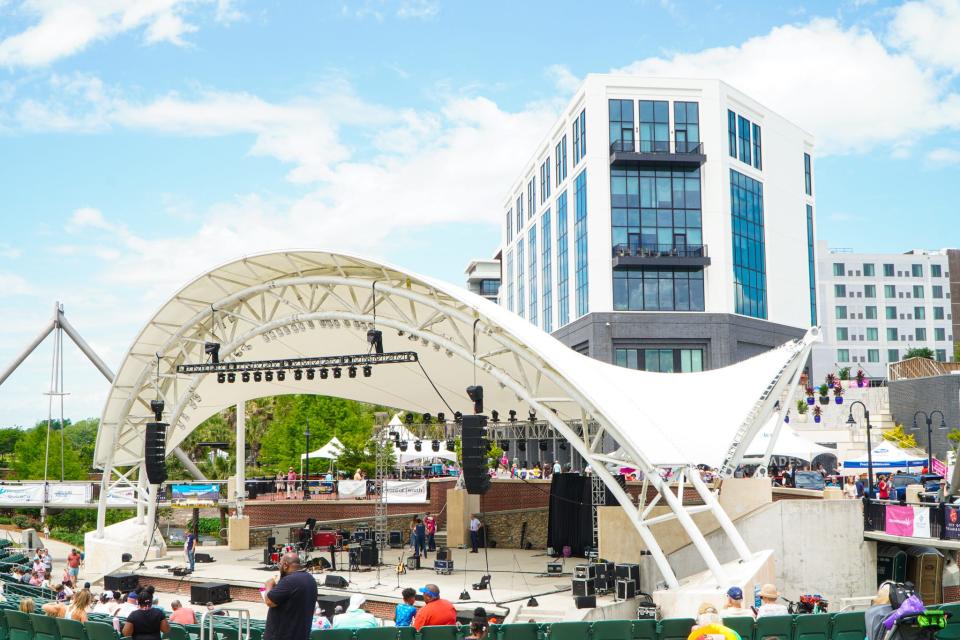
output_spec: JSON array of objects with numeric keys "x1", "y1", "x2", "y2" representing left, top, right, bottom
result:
[
  {"x1": 300, "y1": 436, "x2": 345, "y2": 460},
  {"x1": 397, "y1": 449, "x2": 457, "y2": 465},
  {"x1": 745, "y1": 418, "x2": 834, "y2": 461},
  {"x1": 841, "y1": 442, "x2": 927, "y2": 471}
]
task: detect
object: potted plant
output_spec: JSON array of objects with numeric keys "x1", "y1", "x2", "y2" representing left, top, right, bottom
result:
[
  {"x1": 856, "y1": 369, "x2": 866, "y2": 388},
  {"x1": 813, "y1": 405, "x2": 822, "y2": 424},
  {"x1": 796, "y1": 399, "x2": 809, "y2": 415},
  {"x1": 818, "y1": 384, "x2": 830, "y2": 405},
  {"x1": 784, "y1": 412, "x2": 790, "y2": 424},
  {"x1": 833, "y1": 385, "x2": 844, "y2": 405},
  {"x1": 826, "y1": 373, "x2": 836, "y2": 389},
  {"x1": 805, "y1": 386, "x2": 816, "y2": 406}
]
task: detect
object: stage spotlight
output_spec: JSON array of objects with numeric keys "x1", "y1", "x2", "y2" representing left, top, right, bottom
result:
[
  {"x1": 277, "y1": 370, "x2": 285, "y2": 382},
  {"x1": 539, "y1": 440, "x2": 548, "y2": 451},
  {"x1": 528, "y1": 410, "x2": 536, "y2": 423},
  {"x1": 254, "y1": 372, "x2": 262, "y2": 382},
  {"x1": 366, "y1": 329, "x2": 384, "y2": 355},
  {"x1": 559, "y1": 442, "x2": 568, "y2": 450},
  {"x1": 204, "y1": 341, "x2": 221, "y2": 364},
  {"x1": 405, "y1": 413, "x2": 415, "y2": 425},
  {"x1": 389, "y1": 430, "x2": 399, "y2": 441},
  {"x1": 265, "y1": 371, "x2": 274, "y2": 382},
  {"x1": 306, "y1": 368, "x2": 316, "y2": 380},
  {"x1": 508, "y1": 410, "x2": 517, "y2": 423},
  {"x1": 363, "y1": 365, "x2": 372, "y2": 378},
  {"x1": 150, "y1": 399, "x2": 165, "y2": 421},
  {"x1": 501, "y1": 441, "x2": 509, "y2": 452},
  {"x1": 423, "y1": 413, "x2": 432, "y2": 424},
  {"x1": 414, "y1": 440, "x2": 422, "y2": 451},
  {"x1": 466, "y1": 385, "x2": 483, "y2": 414},
  {"x1": 454, "y1": 411, "x2": 463, "y2": 424},
  {"x1": 242, "y1": 372, "x2": 250, "y2": 383},
  {"x1": 446, "y1": 439, "x2": 456, "y2": 451},
  {"x1": 333, "y1": 367, "x2": 342, "y2": 379},
  {"x1": 294, "y1": 369, "x2": 303, "y2": 381},
  {"x1": 227, "y1": 372, "x2": 235, "y2": 383},
  {"x1": 319, "y1": 368, "x2": 328, "y2": 380},
  {"x1": 431, "y1": 440, "x2": 440, "y2": 452},
  {"x1": 437, "y1": 412, "x2": 446, "y2": 424},
  {"x1": 399, "y1": 441, "x2": 408, "y2": 452},
  {"x1": 518, "y1": 440, "x2": 526, "y2": 451},
  {"x1": 490, "y1": 410, "x2": 498, "y2": 422},
  {"x1": 217, "y1": 373, "x2": 225, "y2": 384},
  {"x1": 348, "y1": 366, "x2": 357, "y2": 378}
]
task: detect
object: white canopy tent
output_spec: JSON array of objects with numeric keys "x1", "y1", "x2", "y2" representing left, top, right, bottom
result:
[
  {"x1": 841, "y1": 442, "x2": 927, "y2": 472},
  {"x1": 386, "y1": 414, "x2": 458, "y2": 465},
  {"x1": 745, "y1": 418, "x2": 834, "y2": 462},
  {"x1": 300, "y1": 436, "x2": 345, "y2": 461}
]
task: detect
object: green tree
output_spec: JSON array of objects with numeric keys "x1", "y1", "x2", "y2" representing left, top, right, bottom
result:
[
  {"x1": 12, "y1": 423, "x2": 86, "y2": 480},
  {"x1": 64, "y1": 418, "x2": 98, "y2": 470},
  {"x1": 947, "y1": 428, "x2": 960, "y2": 453},
  {"x1": 905, "y1": 347, "x2": 935, "y2": 360},
  {"x1": 0, "y1": 428, "x2": 23, "y2": 466}
]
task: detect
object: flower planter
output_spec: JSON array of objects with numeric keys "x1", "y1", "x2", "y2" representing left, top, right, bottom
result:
[
  {"x1": 835, "y1": 396, "x2": 844, "y2": 405},
  {"x1": 819, "y1": 397, "x2": 830, "y2": 405},
  {"x1": 807, "y1": 397, "x2": 816, "y2": 406},
  {"x1": 784, "y1": 415, "x2": 790, "y2": 424},
  {"x1": 814, "y1": 415, "x2": 822, "y2": 423},
  {"x1": 857, "y1": 380, "x2": 865, "y2": 388},
  {"x1": 828, "y1": 382, "x2": 835, "y2": 389}
]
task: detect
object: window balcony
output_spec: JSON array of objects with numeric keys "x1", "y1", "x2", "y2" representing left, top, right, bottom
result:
[
  {"x1": 609, "y1": 140, "x2": 707, "y2": 166},
  {"x1": 612, "y1": 243, "x2": 711, "y2": 269}
]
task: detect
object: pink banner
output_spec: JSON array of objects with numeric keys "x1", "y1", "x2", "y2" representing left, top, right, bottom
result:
[
  {"x1": 886, "y1": 505, "x2": 915, "y2": 536},
  {"x1": 932, "y1": 457, "x2": 948, "y2": 477}
]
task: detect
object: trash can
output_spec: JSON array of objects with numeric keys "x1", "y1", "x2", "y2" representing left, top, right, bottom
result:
[
  {"x1": 906, "y1": 545, "x2": 944, "y2": 604},
  {"x1": 878, "y1": 544, "x2": 907, "y2": 584}
]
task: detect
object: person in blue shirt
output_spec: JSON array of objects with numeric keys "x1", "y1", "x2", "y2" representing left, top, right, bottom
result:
[{"x1": 395, "y1": 588, "x2": 418, "y2": 627}]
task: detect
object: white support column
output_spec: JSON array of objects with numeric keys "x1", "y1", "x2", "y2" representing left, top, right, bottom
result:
[
  {"x1": 136, "y1": 464, "x2": 148, "y2": 524},
  {"x1": 687, "y1": 465, "x2": 752, "y2": 563},
  {"x1": 235, "y1": 402, "x2": 245, "y2": 517}
]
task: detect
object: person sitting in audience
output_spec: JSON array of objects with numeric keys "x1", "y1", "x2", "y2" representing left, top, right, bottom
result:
[
  {"x1": 332, "y1": 594, "x2": 378, "y2": 629},
  {"x1": 93, "y1": 592, "x2": 116, "y2": 615},
  {"x1": 41, "y1": 570, "x2": 52, "y2": 590},
  {"x1": 122, "y1": 591, "x2": 169, "y2": 639},
  {"x1": 312, "y1": 606, "x2": 333, "y2": 630},
  {"x1": 413, "y1": 584, "x2": 457, "y2": 630},
  {"x1": 169, "y1": 600, "x2": 197, "y2": 625},
  {"x1": 67, "y1": 589, "x2": 93, "y2": 622},
  {"x1": 756, "y1": 584, "x2": 789, "y2": 618},
  {"x1": 116, "y1": 592, "x2": 139, "y2": 619},
  {"x1": 19, "y1": 598, "x2": 35, "y2": 614},
  {"x1": 465, "y1": 608, "x2": 489, "y2": 640},
  {"x1": 719, "y1": 587, "x2": 754, "y2": 619},
  {"x1": 29, "y1": 571, "x2": 41, "y2": 587},
  {"x1": 394, "y1": 587, "x2": 418, "y2": 627},
  {"x1": 19, "y1": 568, "x2": 31, "y2": 585}
]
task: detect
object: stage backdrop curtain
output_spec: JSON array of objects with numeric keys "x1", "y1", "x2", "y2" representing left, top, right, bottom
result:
[{"x1": 546, "y1": 473, "x2": 593, "y2": 557}]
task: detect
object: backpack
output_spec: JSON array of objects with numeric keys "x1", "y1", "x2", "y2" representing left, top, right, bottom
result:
[{"x1": 886, "y1": 581, "x2": 917, "y2": 608}]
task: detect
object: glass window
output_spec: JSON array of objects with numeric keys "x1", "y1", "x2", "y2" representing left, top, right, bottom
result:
[
  {"x1": 517, "y1": 238, "x2": 525, "y2": 319},
  {"x1": 934, "y1": 306, "x2": 945, "y2": 320},
  {"x1": 752, "y1": 123, "x2": 762, "y2": 169},
  {"x1": 541, "y1": 210, "x2": 552, "y2": 333},
  {"x1": 863, "y1": 263, "x2": 875, "y2": 276},
  {"x1": 725, "y1": 110, "x2": 737, "y2": 159},
  {"x1": 806, "y1": 205, "x2": 817, "y2": 326},
  {"x1": 639, "y1": 100, "x2": 669, "y2": 153},
  {"x1": 506, "y1": 249, "x2": 514, "y2": 312},
  {"x1": 888, "y1": 349, "x2": 899, "y2": 362},
  {"x1": 936, "y1": 349, "x2": 947, "y2": 362},
  {"x1": 887, "y1": 328, "x2": 898, "y2": 341},
  {"x1": 933, "y1": 285, "x2": 944, "y2": 298},
  {"x1": 555, "y1": 136, "x2": 567, "y2": 185},
  {"x1": 916, "y1": 327, "x2": 927, "y2": 341},
  {"x1": 528, "y1": 226, "x2": 537, "y2": 326},
  {"x1": 540, "y1": 159, "x2": 551, "y2": 203},
  {"x1": 912, "y1": 264, "x2": 923, "y2": 277},
  {"x1": 674, "y1": 101, "x2": 700, "y2": 153},
  {"x1": 837, "y1": 349, "x2": 850, "y2": 363},
  {"x1": 608, "y1": 99, "x2": 634, "y2": 152},
  {"x1": 479, "y1": 280, "x2": 499, "y2": 297},
  {"x1": 932, "y1": 264, "x2": 943, "y2": 278},
  {"x1": 610, "y1": 165, "x2": 701, "y2": 252},
  {"x1": 913, "y1": 285, "x2": 924, "y2": 298},
  {"x1": 804, "y1": 153, "x2": 812, "y2": 196},
  {"x1": 864, "y1": 284, "x2": 876, "y2": 298},
  {"x1": 866, "y1": 306, "x2": 877, "y2": 319},
  {"x1": 883, "y1": 263, "x2": 894, "y2": 277},
  {"x1": 574, "y1": 170, "x2": 589, "y2": 318},
  {"x1": 936, "y1": 328, "x2": 946, "y2": 341},
  {"x1": 573, "y1": 109, "x2": 586, "y2": 165},
  {"x1": 506, "y1": 209, "x2": 513, "y2": 243},
  {"x1": 613, "y1": 269, "x2": 705, "y2": 311},
  {"x1": 557, "y1": 191, "x2": 569, "y2": 327},
  {"x1": 885, "y1": 284, "x2": 896, "y2": 298},
  {"x1": 866, "y1": 327, "x2": 878, "y2": 341},
  {"x1": 832, "y1": 263, "x2": 845, "y2": 276},
  {"x1": 527, "y1": 178, "x2": 535, "y2": 219},
  {"x1": 868, "y1": 349, "x2": 880, "y2": 363},
  {"x1": 835, "y1": 284, "x2": 846, "y2": 297},
  {"x1": 615, "y1": 348, "x2": 704, "y2": 373},
  {"x1": 730, "y1": 170, "x2": 766, "y2": 318},
  {"x1": 836, "y1": 327, "x2": 849, "y2": 341},
  {"x1": 835, "y1": 306, "x2": 847, "y2": 319},
  {"x1": 516, "y1": 194, "x2": 523, "y2": 233},
  {"x1": 915, "y1": 306, "x2": 926, "y2": 319},
  {"x1": 737, "y1": 115, "x2": 751, "y2": 165},
  {"x1": 886, "y1": 306, "x2": 897, "y2": 320}
]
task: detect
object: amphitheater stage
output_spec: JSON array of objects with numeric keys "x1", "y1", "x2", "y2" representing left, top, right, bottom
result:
[{"x1": 125, "y1": 544, "x2": 641, "y2": 623}]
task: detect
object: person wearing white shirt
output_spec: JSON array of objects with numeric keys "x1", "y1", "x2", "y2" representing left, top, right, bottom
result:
[
  {"x1": 718, "y1": 587, "x2": 754, "y2": 619},
  {"x1": 469, "y1": 515, "x2": 482, "y2": 554},
  {"x1": 553, "y1": 461, "x2": 561, "y2": 474},
  {"x1": 756, "y1": 584, "x2": 789, "y2": 618}
]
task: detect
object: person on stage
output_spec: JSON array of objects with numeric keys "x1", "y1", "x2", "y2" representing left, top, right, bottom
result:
[
  {"x1": 413, "y1": 517, "x2": 427, "y2": 559},
  {"x1": 424, "y1": 512, "x2": 437, "y2": 551},
  {"x1": 469, "y1": 514, "x2": 482, "y2": 553},
  {"x1": 262, "y1": 552, "x2": 318, "y2": 640},
  {"x1": 184, "y1": 530, "x2": 197, "y2": 573}
]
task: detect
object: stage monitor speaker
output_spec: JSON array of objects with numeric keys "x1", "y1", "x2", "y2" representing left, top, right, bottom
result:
[
  {"x1": 318, "y1": 557, "x2": 331, "y2": 570},
  {"x1": 190, "y1": 583, "x2": 230, "y2": 605},
  {"x1": 388, "y1": 531, "x2": 403, "y2": 548},
  {"x1": 144, "y1": 422, "x2": 168, "y2": 484},
  {"x1": 121, "y1": 553, "x2": 132, "y2": 563},
  {"x1": 324, "y1": 575, "x2": 348, "y2": 588},
  {"x1": 617, "y1": 579, "x2": 637, "y2": 600},
  {"x1": 575, "y1": 595, "x2": 597, "y2": 609},
  {"x1": 436, "y1": 547, "x2": 450, "y2": 561},
  {"x1": 104, "y1": 573, "x2": 139, "y2": 593},
  {"x1": 195, "y1": 553, "x2": 214, "y2": 563},
  {"x1": 461, "y1": 414, "x2": 490, "y2": 495},
  {"x1": 316, "y1": 594, "x2": 351, "y2": 619},
  {"x1": 572, "y1": 577, "x2": 596, "y2": 597}
]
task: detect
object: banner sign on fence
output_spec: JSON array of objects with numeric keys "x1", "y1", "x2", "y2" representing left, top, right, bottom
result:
[
  {"x1": 170, "y1": 484, "x2": 220, "y2": 507},
  {"x1": 47, "y1": 484, "x2": 93, "y2": 506},
  {"x1": 945, "y1": 505, "x2": 960, "y2": 540},
  {"x1": 932, "y1": 457, "x2": 948, "y2": 477},
  {"x1": 337, "y1": 479, "x2": 366, "y2": 499},
  {"x1": 309, "y1": 481, "x2": 335, "y2": 497},
  {"x1": 106, "y1": 486, "x2": 137, "y2": 506},
  {"x1": 0, "y1": 484, "x2": 45, "y2": 505},
  {"x1": 912, "y1": 505, "x2": 931, "y2": 538},
  {"x1": 384, "y1": 480, "x2": 428, "y2": 503},
  {"x1": 886, "y1": 504, "x2": 916, "y2": 536}
]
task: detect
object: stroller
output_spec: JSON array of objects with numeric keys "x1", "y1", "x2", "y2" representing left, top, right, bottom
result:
[{"x1": 877, "y1": 582, "x2": 949, "y2": 640}]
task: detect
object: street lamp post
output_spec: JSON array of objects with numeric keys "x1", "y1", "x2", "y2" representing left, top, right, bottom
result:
[
  {"x1": 913, "y1": 410, "x2": 947, "y2": 472},
  {"x1": 847, "y1": 401, "x2": 874, "y2": 497},
  {"x1": 304, "y1": 425, "x2": 312, "y2": 501}
]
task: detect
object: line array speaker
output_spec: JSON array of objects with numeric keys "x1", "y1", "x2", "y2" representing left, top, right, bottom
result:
[
  {"x1": 461, "y1": 414, "x2": 490, "y2": 495},
  {"x1": 144, "y1": 421, "x2": 168, "y2": 484}
]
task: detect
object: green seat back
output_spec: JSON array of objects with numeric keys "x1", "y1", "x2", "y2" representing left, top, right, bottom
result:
[
  {"x1": 397, "y1": 626, "x2": 416, "y2": 640},
  {"x1": 312, "y1": 630, "x2": 357, "y2": 640},
  {"x1": 165, "y1": 623, "x2": 190, "y2": 640},
  {"x1": 794, "y1": 614, "x2": 829, "y2": 640},
  {"x1": 356, "y1": 628, "x2": 398, "y2": 640},
  {"x1": 0, "y1": 607, "x2": 9, "y2": 640},
  {"x1": 723, "y1": 616, "x2": 755, "y2": 640},
  {"x1": 631, "y1": 620, "x2": 657, "y2": 640},
  {"x1": 82, "y1": 621, "x2": 117, "y2": 640},
  {"x1": 2, "y1": 610, "x2": 32, "y2": 640},
  {"x1": 937, "y1": 604, "x2": 960, "y2": 640},
  {"x1": 420, "y1": 626, "x2": 460, "y2": 640},
  {"x1": 501, "y1": 623, "x2": 540, "y2": 640},
  {"x1": 830, "y1": 612, "x2": 865, "y2": 640},
  {"x1": 593, "y1": 621, "x2": 633, "y2": 640},
  {"x1": 755, "y1": 615, "x2": 792, "y2": 640},
  {"x1": 30, "y1": 613, "x2": 60, "y2": 640},
  {"x1": 549, "y1": 622, "x2": 591, "y2": 640},
  {"x1": 659, "y1": 618, "x2": 696, "y2": 640},
  {"x1": 57, "y1": 617, "x2": 88, "y2": 640}
]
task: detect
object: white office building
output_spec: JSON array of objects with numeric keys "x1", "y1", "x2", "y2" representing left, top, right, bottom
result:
[
  {"x1": 497, "y1": 74, "x2": 817, "y2": 371},
  {"x1": 811, "y1": 243, "x2": 958, "y2": 380},
  {"x1": 464, "y1": 258, "x2": 501, "y2": 303}
]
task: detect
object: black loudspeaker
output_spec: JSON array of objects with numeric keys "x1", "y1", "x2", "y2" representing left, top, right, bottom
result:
[
  {"x1": 316, "y1": 594, "x2": 351, "y2": 619},
  {"x1": 318, "y1": 557, "x2": 331, "y2": 570},
  {"x1": 144, "y1": 422, "x2": 168, "y2": 484},
  {"x1": 194, "y1": 553, "x2": 214, "y2": 563},
  {"x1": 547, "y1": 562, "x2": 563, "y2": 574},
  {"x1": 617, "y1": 579, "x2": 637, "y2": 599},
  {"x1": 388, "y1": 531, "x2": 403, "y2": 548},
  {"x1": 572, "y1": 578, "x2": 596, "y2": 597},
  {"x1": 461, "y1": 414, "x2": 491, "y2": 495},
  {"x1": 615, "y1": 563, "x2": 640, "y2": 590},
  {"x1": 575, "y1": 595, "x2": 597, "y2": 609},
  {"x1": 266, "y1": 536, "x2": 276, "y2": 549},
  {"x1": 104, "y1": 573, "x2": 139, "y2": 593},
  {"x1": 190, "y1": 583, "x2": 230, "y2": 605},
  {"x1": 436, "y1": 547, "x2": 450, "y2": 561},
  {"x1": 324, "y1": 575, "x2": 348, "y2": 588},
  {"x1": 262, "y1": 549, "x2": 273, "y2": 565},
  {"x1": 359, "y1": 546, "x2": 378, "y2": 566},
  {"x1": 121, "y1": 553, "x2": 132, "y2": 563}
]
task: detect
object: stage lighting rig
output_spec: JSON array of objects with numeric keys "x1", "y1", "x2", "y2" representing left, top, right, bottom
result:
[
  {"x1": 414, "y1": 440, "x2": 422, "y2": 452},
  {"x1": 431, "y1": 440, "x2": 440, "y2": 452},
  {"x1": 423, "y1": 413, "x2": 432, "y2": 424},
  {"x1": 217, "y1": 373, "x2": 225, "y2": 384},
  {"x1": 363, "y1": 365, "x2": 372, "y2": 378},
  {"x1": 294, "y1": 369, "x2": 303, "y2": 381},
  {"x1": 242, "y1": 372, "x2": 250, "y2": 383},
  {"x1": 204, "y1": 342, "x2": 221, "y2": 364},
  {"x1": 150, "y1": 400, "x2": 165, "y2": 422},
  {"x1": 366, "y1": 329, "x2": 384, "y2": 355},
  {"x1": 399, "y1": 441, "x2": 408, "y2": 452},
  {"x1": 508, "y1": 410, "x2": 517, "y2": 423},
  {"x1": 446, "y1": 439, "x2": 456, "y2": 451},
  {"x1": 265, "y1": 371, "x2": 273, "y2": 382},
  {"x1": 348, "y1": 366, "x2": 357, "y2": 378},
  {"x1": 437, "y1": 412, "x2": 446, "y2": 423},
  {"x1": 405, "y1": 413, "x2": 415, "y2": 425},
  {"x1": 227, "y1": 372, "x2": 235, "y2": 383},
  {"x1": 277, "y1": 370, "x2": 285, "y2": 382},
  {"x1": 454, "y1": 411, "x2": 463, "y2": 424},
  {"x1": 319, "y1": 368, "x2": 327, "y2": 379},
  {"x1": 466, "y1": 385, "x2": 483, "y2": 414},
  {"x1": 490, "y1": 410, "x2": 498, "y2": 422},
  {"x1": 333, "y1": 367, "x2": 342, "y2": 379},
  {"x1": 254, "y1": 372, "x2": 262, "y2": 382}
]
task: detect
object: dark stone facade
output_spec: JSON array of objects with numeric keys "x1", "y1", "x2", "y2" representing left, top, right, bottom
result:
[{"x1": 889, "y1": 374, "x2": 960, "y2": 459}]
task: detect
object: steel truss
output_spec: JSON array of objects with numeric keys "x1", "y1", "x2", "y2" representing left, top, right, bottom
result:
[{"x1": 94, "y1": 253, "x2": 816, "y2": 588}]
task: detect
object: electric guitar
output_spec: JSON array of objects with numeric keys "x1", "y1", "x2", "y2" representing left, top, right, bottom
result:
[{"x1": 396, "y1": 552, "x2": 407, "y2": 574}]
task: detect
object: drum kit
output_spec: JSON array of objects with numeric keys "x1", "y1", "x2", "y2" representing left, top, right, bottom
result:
[{"x1": 261, "y1": 519, "x2": 354, "y2": 571}]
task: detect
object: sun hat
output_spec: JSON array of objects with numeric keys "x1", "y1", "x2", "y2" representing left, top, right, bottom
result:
[{"x1": 760, "y1": 584, "x2": 780, "y2": 599}]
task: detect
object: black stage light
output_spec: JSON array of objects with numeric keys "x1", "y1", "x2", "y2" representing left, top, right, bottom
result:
[
  {"x1": 399, "y1": 441, "x2": 408, "y2": 452},
  {"x1": 405, "y1": 413, "x2": 415, "y2": 425},
  {"x1": 366, "y1": 329, "x2": 384, "y2": 355},
  {"x1": 277, "y1": 370, "x2": 285, "y2": 382},
  {"x1": 560, "y1": 442, "x2": 568, "y2": 450},
  {"x1": 490, "y1": 410, "x2": 498, "y2": 422},
  {"x1": 389, "y1": 430, "x2": 399, "y2": 441},
  {"x1": 217, "y1": 373, "x2": 225, "y2": 384},
  {"x1": 333, "y1": 367, "x2": 342, "y2": 379},
  {"x1": 363, "y1": 365, "x2": 372, "y2": 378},
  {"x1": 539, "y1": 440, "x2": 548, "y2": 451},
  {"x1": 294, "y1": 369, "x2": 303, "y2": 381},
  {"x1": 423, "y1": 413, "x2": 432, "y2": 424},
  {"x1": 414, "y1": 440, "x2": 422, "y2": 452},
  {"x1": 454, "y1": 411, "x2": 463, "y2": 424},
  {"x1": 431, "y1": 440, "x2": 440, "y2": 452},
  {"x1": 307, "y1": 368, "x2": 316, "y2": 380},
  {"x1": 501, "y1": 441, "x2": 509, "y2": 451},
  {"x1": 437, "y1": 412, "x2": 446, "y2": 424},
  {"x1": 508, "y1": 410, "x2": 517, "y2": 423},
  {"x1": 227, "y1": 372, "x2": 235, "y2": 383},
  {"x1": 254, "y1": 372, "x2": 262, "y2": 382},
  {"x1": 265, "y1": 371, "x2": 273, "y2": 382},
  {"x1": 204, "y1": 342, "x2": 221, "y2": 364},
  {"x1": 518, "y1": 440, "x2": 526, "y2": 451},
  {"x1": 466, "y1": 385, "x2": 484, "y2": 414},
  {"x1": 528, "y1": 410, "x2": 536, "y2": 423},
  {"x1": 319, "y1": 368, "x2": 327, "y2": 380},
  {"x1": 348, "y1": 366, "x2": 357, "y2": 378},
  {"x1": 446, "y1": 439, "x2": 456, "y2": 451},
  {"x1": 242, "y1": 372, "x2": 250, "y2": 383},
  {"x1": 150, "y1": 399, "x2": 165, "y2": 421}
]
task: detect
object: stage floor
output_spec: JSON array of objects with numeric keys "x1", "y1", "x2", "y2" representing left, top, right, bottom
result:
[{"x1": 133, "y1": 544, "x2": 627, "y2": 622}]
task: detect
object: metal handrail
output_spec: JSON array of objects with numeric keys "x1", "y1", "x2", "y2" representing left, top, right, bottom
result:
[
  {"x1": 610, "y1": 140, "x2": 705, "y2": 154},
  {"x1": 200, "y1": 608, "x2": 251, "y2": 640},
  {"x1": 612, "y1": 243, "x2": 708, "y2": 258}
]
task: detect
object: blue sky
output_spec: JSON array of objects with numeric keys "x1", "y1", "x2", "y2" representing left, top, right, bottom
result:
[{"x1": 1, "y1": 0, "x2": 959, "y2": 427}]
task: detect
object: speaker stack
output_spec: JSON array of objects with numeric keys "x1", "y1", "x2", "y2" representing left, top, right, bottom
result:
[
  {"x1": 104, "y1": 573, "x2": 139, "y2": 593},
  {"x1": 144, "y1": 422, "x2": 168, "y2": 484},
  {"x1": 461, "y1": 415, "x2": 491, "y2": 495},
  {"x1": 190, "y1": 583, "x2": 231, "y2": 605}
]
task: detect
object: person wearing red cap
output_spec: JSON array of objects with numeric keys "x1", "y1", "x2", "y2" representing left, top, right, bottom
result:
[{"x1": 412, "y1": 584, "x2": 456, "y2": 630}]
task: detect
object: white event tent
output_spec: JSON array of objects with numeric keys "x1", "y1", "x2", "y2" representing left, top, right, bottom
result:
[
  {"x1": 745, "y1": 418, "x2": 834, "y2": 462},
  {"x1": 387, "y1": 413, "x2": 457, "y2": 465},
  {"x1": 841, "y1": 442, "x2": 927, "y2": 472},
  {"x1": 300, "y1": 436, "x2": 345, "y2": 461}
]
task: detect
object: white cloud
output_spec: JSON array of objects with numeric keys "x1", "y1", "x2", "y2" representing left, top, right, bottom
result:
[
  {"x1": 545, "y1": 64, "x2": 582, "y2": 94},
  {"x1": 396, "y1": 0, "x2": 439, "y2": 19},
  {"x1": 67, "y1": 207, "x2": 113, "y2": 232},
  {"x1": 926, "y1": 147, "x2": 960, "y2": 164},
  {"x1": 889, "y1": 0, "x2": 960, "y2": 73},
  {"x1": 0, "y1": 271, "x2": 32, "y2": 296},
  {"x1": 615, "y1": 17, "x2": 960, "y2": 155}
]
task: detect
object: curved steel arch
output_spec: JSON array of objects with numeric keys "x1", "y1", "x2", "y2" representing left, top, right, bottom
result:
[{"x1": 94, "y1": 250, "x2": 817, "y2": 587}]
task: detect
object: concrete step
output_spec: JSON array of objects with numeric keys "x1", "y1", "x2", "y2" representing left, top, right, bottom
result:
[{"x1": 511, "y1": 605, "x2": 570, "y2": 623}]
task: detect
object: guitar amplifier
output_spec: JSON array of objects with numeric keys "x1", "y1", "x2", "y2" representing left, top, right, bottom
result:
[
  {"x1": 547, "y1": 562, "x2": 563, "y2": 575},
  {"x1": 436, "y1": 547, "x2": 451, "y2": 561},
  {"x1": 406, "y1": 555, "x2": 421, "y2": 570},
  {"x1": 572, "y1": 577, "x2": 596, "y2": 597},
  {"x1": 388, "y1": 531, "x2": 403, "y2": 548},
  {"x1": 359, "y1": 546, "x2": 378, "y2": 566},
  {"x1": 190, "y1": 583, "x2": 230, "y2": 605},
  {"x1": 434, "y1": 559, "x2": 454, "y2": 575},
  {"x1": 617, "y1": 578, "x2": 637, "y2": 600},
  {"x1": 574, "y1": 564, "x2": 597, "y2": 580}
]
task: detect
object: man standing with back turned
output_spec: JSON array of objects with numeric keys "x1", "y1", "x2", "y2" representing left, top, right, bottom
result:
[{"x1": 263, "y1": 552, "x2": 318, "y2": 640}]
